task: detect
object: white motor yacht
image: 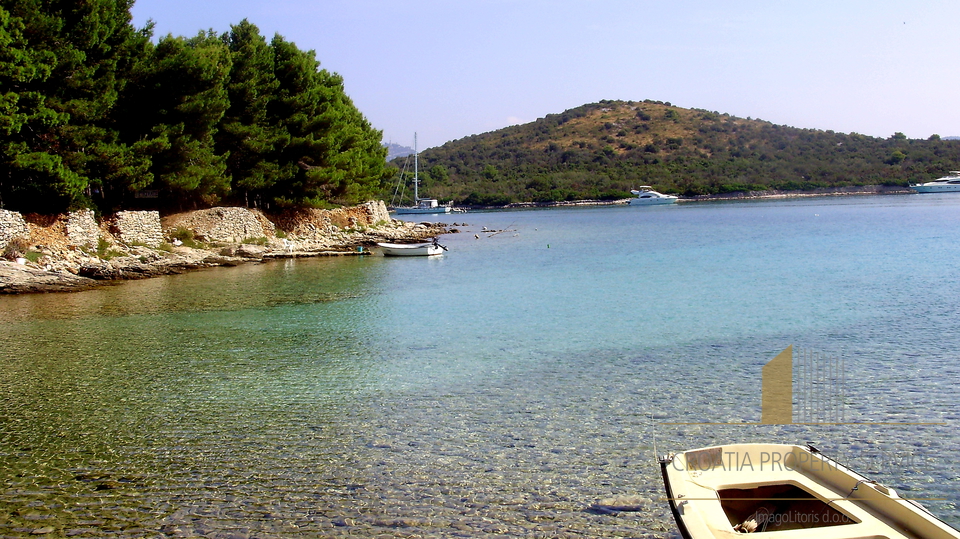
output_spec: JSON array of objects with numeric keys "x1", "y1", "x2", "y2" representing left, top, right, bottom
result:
[
  {"x1": 628, "y1": 186, "x2": 678, "y2": 205},
  {"x1": 910, "y1": 172, "x2": 960, "y2": 193}
]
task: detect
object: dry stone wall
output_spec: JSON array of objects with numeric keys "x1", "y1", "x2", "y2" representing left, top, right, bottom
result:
[
  {"x1": 3, "y1": 200, "x2": 397, "y2": 254},
  {"x1": 163, "y1": 207, "x2": 266, "y2": 243},
  {"x1": 114, "y1": 211, "x2": 163, "y2": 248},
  {"x1": 66, "y1": 209, "x2": 99, "y2": 248},
  {"x1": 0, "y1": 210, "x2": 29, "y2": 251}
]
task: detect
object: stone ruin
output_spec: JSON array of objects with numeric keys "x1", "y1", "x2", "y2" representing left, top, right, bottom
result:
[
  {"x1": 0, "y1": 209, "x2": 29, "y2": 251},
  {"x1": 1, "y1": 201, "x2": 396, "y2": 255},
  {"x1": 65, "y1": 209, "x2": 99, "y2": 248},
  {"x1": 268, "y1": 200, "x2": 392, "y2": 239},
  {"x1": 113, "y1": 211, "x2": 163, "y2": 248},
  {"x1": 161, "y1": 207, "x2": 267, "y2": 243}
]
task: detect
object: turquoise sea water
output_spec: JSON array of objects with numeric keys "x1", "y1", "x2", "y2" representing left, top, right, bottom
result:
[{"x1": 1, "y1": 194, "x2": 958, "y2": 537}]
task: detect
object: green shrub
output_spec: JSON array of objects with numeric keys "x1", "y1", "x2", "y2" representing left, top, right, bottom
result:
[
  {"x1": 2, "y1": 237, "x2": 30, "y2": 260},
  {"x1": 169, "y1": 227, "x2": 204, "y2": 248},
  {"x1": 96, "y1": 238, "x2": 126, "y2": 260}
]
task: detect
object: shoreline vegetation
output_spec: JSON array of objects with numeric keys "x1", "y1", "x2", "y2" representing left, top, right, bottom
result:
[
  {"x1": 0, "y1": 185, "x2": 915, "y2": 295},
  {"x1": 492, "y1": 184, "x2": 912, "y2": 209}
]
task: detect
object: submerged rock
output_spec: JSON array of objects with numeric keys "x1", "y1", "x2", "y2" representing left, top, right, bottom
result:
[{"x1": 590, "y1": 495, "x2": 652, "y2": 514}]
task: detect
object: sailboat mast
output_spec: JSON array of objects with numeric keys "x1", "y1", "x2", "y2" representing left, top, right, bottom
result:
[{"x1": 413, "y1": 133, "x2": 419, "y2": 203}]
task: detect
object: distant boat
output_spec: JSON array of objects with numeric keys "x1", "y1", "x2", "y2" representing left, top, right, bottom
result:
[
  {"x1": 377, "y1": 238, "x2": 447, "y2": 257},
  {"x1": 628, "y1": 186, "x2": 678, "y2": 205},
  {"x1": 910, "y1": 172, "x2": 960, "y2": 193},
  {"x1": 392, "y1": 133, "x2": 453, "y2": 214},
  {"x1": 660, "y1": 443, "x2": 960, "y2": 539}
]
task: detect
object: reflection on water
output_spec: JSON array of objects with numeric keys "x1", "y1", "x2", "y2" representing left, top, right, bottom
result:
[
  {"x1": 0, "y1": 257, "x2": 381, "y2": 321},
  {"x1": 1, "y1": 197, "x2": 959, "y2": 537}
]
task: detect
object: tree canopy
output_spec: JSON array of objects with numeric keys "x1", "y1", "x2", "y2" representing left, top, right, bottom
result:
[{"x1": 0, "y1": 1, "x2": 388, "y2": 213}]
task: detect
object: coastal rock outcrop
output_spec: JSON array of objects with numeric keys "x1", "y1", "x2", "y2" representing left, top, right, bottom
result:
[
  {"x1": 0, "y1": 261, "x2": 97, "y2": 293},
  {"x1": 1, "y1": 201, "x2": 450, "y2": 294}
]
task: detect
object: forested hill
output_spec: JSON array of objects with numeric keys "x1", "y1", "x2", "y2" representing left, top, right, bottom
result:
[{"x1": 401, "y1": 100, "x2": 960, "y2": 205}]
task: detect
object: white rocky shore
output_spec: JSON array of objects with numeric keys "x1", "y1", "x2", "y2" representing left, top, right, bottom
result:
[{"x1": 0, "y1": 201, "x2": 451, "y2": 294}]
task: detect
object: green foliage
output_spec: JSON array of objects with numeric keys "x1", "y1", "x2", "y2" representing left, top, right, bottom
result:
[
  {"x1": 887, "y1": 150, "x2": 906, "y2": 165},
  {"x1": 96, "y1": 237, "x2": 124, "y2": 259},
  {"x1": 2, "y1": 236, "x2": 29, "y2": 259},
  {"x1": 0, "y1": 6, "x2": 389, "y2": 214},
  {"x1": 262, "y1": 35, "x2": 389, "y2": 208},
  {"x1": 114, "y1": 31, "x2": 232, "y2": 209},
  {"x1": 168, "y1": 226, "x2": 204, "y2": 248},
  {"x1": 0, "y1": 0, "x2": 151, "y2": 212},
  {"x1": 217, "y1": 20, "x2": 282, "y2": 203}
]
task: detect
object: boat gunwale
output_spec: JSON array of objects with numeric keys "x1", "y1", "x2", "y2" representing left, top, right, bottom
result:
[{"x1": 660, "y1": 443, "x2": 960, "y2": 539}]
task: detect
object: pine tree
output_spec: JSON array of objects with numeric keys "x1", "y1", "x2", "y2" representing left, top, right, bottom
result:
[
  {"x1": 0, "y1": 0, "x2": 149, "y2": 212},
  {"x1": 114, "y1": 31, "x2": 232, "y2": 209},
  {"x1": 216, "y1": 19, "x2": 284, "y2": 208},
  {"x1": 267, "y1": 35, "x2": 388, "y2": 208}
]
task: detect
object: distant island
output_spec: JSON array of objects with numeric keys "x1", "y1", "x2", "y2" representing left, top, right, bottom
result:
[
  {"x1": 384, "y1": 142, "x2": 415, "y2": 161},
  {"x1": 388, "y1": 100, "x2": 960, "y2": 206}
]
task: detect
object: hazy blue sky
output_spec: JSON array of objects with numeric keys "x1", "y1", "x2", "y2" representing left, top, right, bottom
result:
[{"x1": 130, "y1": 0, "x2": 960, "y2": 149}]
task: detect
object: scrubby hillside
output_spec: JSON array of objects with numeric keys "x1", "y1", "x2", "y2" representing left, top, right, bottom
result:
[{"x1": 395, "y1": 100, "x2": 960, "y2": 205}]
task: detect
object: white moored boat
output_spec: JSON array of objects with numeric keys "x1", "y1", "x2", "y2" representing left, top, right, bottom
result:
[
  {"x1": 910, "y1": 172, "x2": 960, "y2": 193},
  {"x1": 377, "y1": 238, "x2": 447, "y2": 257},
  {"x1": 392, "y1": 134, "x2": 453, "y2": 214},
  {"x1": 628, "y1": 186, "x2": 678, "y2": 205},
  {"x1": 660, "y1": 443, "x2": 960, "y2": 539}
]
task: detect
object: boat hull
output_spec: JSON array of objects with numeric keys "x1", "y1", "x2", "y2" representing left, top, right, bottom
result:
[
  {"x1": 660, "y1": 443, "x2": 960, "y2": 539},
  {"x1": 377, "y1": 243, "x2": 444, "y2": 256},
  {"x1": 910, "y1": 184, "x2": 960, "y2": 193},
  {"x1": 628, "y1": 187, "x2": 678, "y2": 205},
  {"x1": 628, "y1": 197, "x2": 677, "y2": 205},
  {"x1": 910, "y1": 172, "x2": 960, "y2": 192},
  {"x1": 393, "y1": 206, "x2": 452, "y2": 214}
]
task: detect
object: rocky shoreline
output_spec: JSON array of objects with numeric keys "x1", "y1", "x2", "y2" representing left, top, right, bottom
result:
[
  {"x1": 0, "y1": 186, "x2": 914, "y2": 294},
  {"x1": 0, "y1": 201, "x2": 450, "y2": 294}
]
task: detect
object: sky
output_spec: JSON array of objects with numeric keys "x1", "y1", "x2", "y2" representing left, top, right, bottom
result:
[{"x1": 129, "y1": 0, "x2": 960, "y2": 150}]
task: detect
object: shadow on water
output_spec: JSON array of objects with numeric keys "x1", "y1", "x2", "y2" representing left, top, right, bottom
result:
[{"x1": 0, "y1": 256, "x2": 385, "y2": 322}]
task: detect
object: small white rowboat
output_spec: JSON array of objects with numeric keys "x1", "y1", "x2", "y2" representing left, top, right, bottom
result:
[
  {"x1": 660, "y1": 443, "x2": 960, "y2": 539},
  {"x1": 376, "y1": 241, "x2": 446, "y2": 257}
]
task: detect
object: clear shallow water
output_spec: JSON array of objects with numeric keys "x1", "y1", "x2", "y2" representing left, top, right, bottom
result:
[{"x1": 1, "y1": 195, "x2": 959, "y2": 537}]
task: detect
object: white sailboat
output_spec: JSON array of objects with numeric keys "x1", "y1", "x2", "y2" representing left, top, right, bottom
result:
[{"x1": 393, "y1": 133, "x2": 452, "y2": 215}]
